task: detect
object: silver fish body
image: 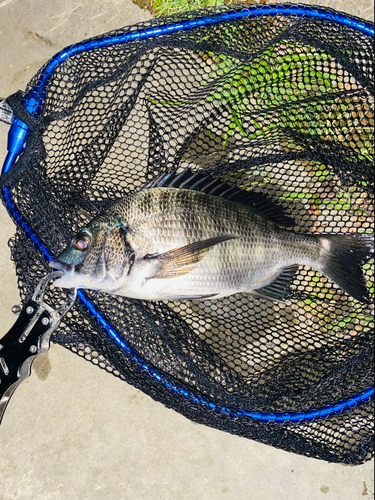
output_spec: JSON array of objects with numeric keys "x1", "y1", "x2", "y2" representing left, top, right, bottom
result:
[{"x1": 51, "y1": 172, "x2": 373, "y2": 303}]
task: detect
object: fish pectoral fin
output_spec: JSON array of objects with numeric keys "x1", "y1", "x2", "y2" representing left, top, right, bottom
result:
[
  {"x1": 146, "y1": 235, "x2": 236, "y2": 279},
  {"x1": 252, "y1": 265, "x2": 299, "y2": 302}
]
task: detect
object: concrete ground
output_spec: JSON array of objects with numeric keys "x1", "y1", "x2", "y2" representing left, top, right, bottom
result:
[{"x1": 0, "y1": 1, "x2": 373, "y2": 499}]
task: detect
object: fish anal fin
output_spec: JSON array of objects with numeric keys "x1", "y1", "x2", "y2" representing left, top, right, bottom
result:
[
  {"x1": 147, "y1": 235, "x2": 236, "y2": 279},
  {"x1": 253, "y1": 265, "x2": 299, "y2": 302}
]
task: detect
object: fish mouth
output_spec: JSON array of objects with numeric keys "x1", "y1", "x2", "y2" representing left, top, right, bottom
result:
[
  {"x1": 49, "y1": 258, "x2": 118, "y2": 291},
  {"x1": 49, "y1": 260, "x2": 80, "y2": 288}
]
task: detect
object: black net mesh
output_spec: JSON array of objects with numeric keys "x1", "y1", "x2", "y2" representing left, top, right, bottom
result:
[{"x1": 2, "y1": 4, "x2": 374, "y2": 464}]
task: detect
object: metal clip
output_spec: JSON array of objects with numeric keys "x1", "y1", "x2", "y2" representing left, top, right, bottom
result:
[{"x1": 0, "y1": 272, "x2": 77, "y2": 426}]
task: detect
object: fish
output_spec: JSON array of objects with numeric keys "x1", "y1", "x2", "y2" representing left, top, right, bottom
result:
[{"x1": 50, "y1": 169, "x2": 374, "y2": 303}]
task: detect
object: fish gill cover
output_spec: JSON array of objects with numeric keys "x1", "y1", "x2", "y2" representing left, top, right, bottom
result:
[{"x1": 1, "y1": 4, "x2": 374, "y2": 464}]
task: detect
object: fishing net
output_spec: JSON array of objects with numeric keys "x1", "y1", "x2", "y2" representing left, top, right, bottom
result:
[{"x1": 1, "y1": 4, "x2": 374, "y2": 464}]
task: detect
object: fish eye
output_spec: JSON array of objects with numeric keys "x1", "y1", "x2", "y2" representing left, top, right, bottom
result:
[{"x1": 73, "y1": 233, "x2": 91, "y2": 251}]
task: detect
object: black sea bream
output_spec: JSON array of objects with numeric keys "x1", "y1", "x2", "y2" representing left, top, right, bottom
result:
[{"x1": 51, "y1": 170, "x2": 373, "y2": 302}]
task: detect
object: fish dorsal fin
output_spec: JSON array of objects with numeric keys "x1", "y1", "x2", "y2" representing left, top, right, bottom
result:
[
  {"x1": 144, "y1": 169, "x2": 294, "y2": 228},
  {"x1": 252, "y1": 265, "x2": 299, "y2": 302}
]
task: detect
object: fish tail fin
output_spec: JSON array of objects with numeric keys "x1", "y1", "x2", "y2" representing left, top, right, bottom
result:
[{"x1": 318, "y1": 233, "x2": 374, "y2": 303}]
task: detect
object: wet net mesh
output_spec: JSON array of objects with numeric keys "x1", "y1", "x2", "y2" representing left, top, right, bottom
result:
[{"x1": 1, "y1": 4, "x2": 374, "y2": 464}]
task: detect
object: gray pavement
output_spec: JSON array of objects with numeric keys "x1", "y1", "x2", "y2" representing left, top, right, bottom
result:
[{"x1": 0, "y1": 1, "x2": 373, "y2": 499}]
